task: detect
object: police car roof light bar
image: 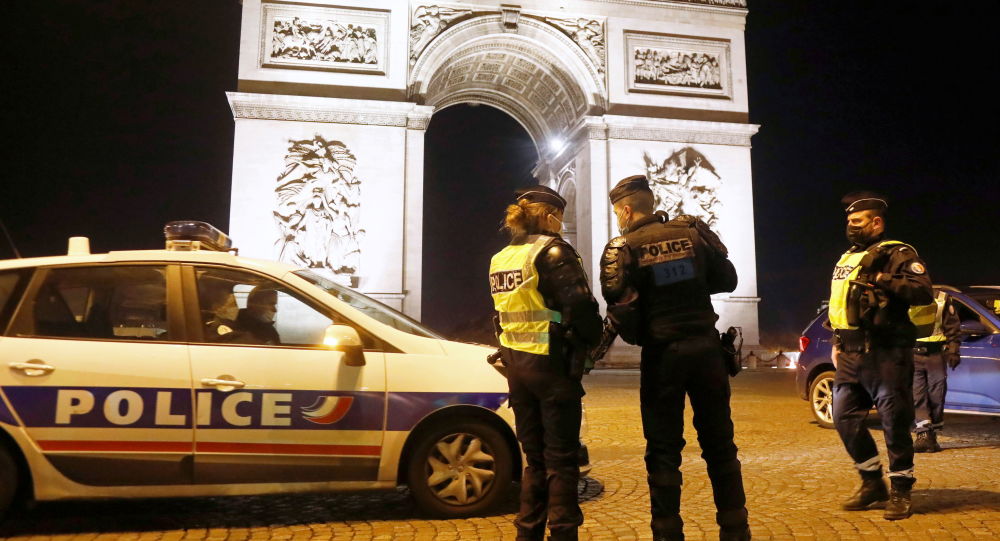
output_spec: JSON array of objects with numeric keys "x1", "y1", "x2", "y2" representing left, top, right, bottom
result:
[{"x1": 164, "y1": 221, "x2": 234, "y2": 253}]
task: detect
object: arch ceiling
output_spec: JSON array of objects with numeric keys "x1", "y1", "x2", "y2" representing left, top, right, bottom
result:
[{"x1": 410, "y1": 14, "x2": 606, "y2": 150}]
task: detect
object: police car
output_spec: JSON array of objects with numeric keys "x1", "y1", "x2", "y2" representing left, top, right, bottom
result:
[{"x1": 0, "y1": 222, "x2": 538, "y2": 519}]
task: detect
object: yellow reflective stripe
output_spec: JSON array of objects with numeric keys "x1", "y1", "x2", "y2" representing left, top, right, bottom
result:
[
  {"x1": 502, "y1": 332, "x2": 550, "y2": 344},
  {"x1": 499, "y1": 310, "x2": 562, "y2": 324}
]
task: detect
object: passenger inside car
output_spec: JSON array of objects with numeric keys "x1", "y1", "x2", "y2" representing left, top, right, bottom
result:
[{"x1": 236, "y1": 286, "x2": 281, "y2": 345}]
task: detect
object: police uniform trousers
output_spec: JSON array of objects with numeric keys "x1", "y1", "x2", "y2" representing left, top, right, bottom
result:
[
  {"x1": 639, "y1": 333, "x2": 748, "y2": 534},
  {"x1": 505, "y1": 347, "x2": 584, "y2": 541},
  {"x1": 832, "y1": 346, "x2": 916, "y2": 488},
  {"x1": 913, "y1": 349, "x2": 947, "y2": 433}
]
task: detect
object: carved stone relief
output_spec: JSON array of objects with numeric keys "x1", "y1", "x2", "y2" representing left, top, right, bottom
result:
[
  {"x1": 544, "y1": 17, "x2": 606, "y2": 75},
  {"x1": 260, "y1": 4, "x2": 388, "y2": 74},
  {"x1": 643, "y1": 147, "x2": 722, "y2": 227},
  {"x1": 271, "y1": 17, "x2": 378, "y2": 64},
  {"x1": 275, "y1": 136, "x2": 364, "y2": 286},
  {"x1": 625, "y1": 32, "x2": 731, "y2": 98},
  {"x1": 409, "y1": 5, "x2": 475, "y2": 65}
]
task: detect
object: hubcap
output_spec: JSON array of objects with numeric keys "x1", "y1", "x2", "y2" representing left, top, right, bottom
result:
[
  {"x1": 424, "y1": 432, "x2": 496, "y2": 506},
  {"x1": 812, "y1": 377, "x2": 834, "y2": 424}
]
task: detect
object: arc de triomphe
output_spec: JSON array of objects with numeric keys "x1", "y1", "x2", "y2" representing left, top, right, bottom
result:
[{"x1": 227, "y1": 0, "x2": 761, "y2": 346}]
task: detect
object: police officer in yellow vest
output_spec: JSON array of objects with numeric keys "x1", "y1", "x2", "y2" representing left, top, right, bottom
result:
[
  {"x1": 911, "y1": 291, "x2": 961, "y2": 453},
  {"x1": 489, "y1": 185, "x2": 602, "y2": 541},
  {"x1": 829, "y1": 191, "x2": 934, "y2": 520}
]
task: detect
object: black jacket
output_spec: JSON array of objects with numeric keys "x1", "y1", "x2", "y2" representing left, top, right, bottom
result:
[{"x1": 600, "y1": 213, "x2": 737, "y2": 344}]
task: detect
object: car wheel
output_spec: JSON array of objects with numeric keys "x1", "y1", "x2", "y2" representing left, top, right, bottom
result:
[
  {"x1": 406, "y1": 420, "x2": 513, "y2": 518},
  {"x1": 809, "y1": 370, "x2": 836, "y2": 429},
  {"x1": 0, "y1": 446, "x2": 17, "y2": 520}
]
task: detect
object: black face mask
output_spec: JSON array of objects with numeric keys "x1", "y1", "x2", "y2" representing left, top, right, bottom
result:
[{"x1": 846, "y1": 224, "x2": 874, "y2": 245}]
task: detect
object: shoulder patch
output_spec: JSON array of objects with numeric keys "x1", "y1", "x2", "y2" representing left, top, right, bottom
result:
[
  {"x1": 608, "y1": 236, "x2": 627, "y2": 248},
  {"x1": 217, "y1": 324, "x2": 233, "y2": 335},
  {"x1": 909, "y1": 261, "x2": 926, "y2": 275}
]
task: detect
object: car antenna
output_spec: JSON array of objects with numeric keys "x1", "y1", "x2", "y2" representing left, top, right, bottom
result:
[{"x1": 0, "y1": 218, "x2": 21, "y2": 258}]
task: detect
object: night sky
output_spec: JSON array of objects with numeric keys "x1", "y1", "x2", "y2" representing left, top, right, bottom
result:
[{"x1": 4, "y1": 1, "x2": 998, "y2": 345}]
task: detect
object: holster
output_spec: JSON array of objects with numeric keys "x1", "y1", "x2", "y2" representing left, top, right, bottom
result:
[
  {"x1": 835, "y1": 328, "x2": 868, "y2": 353},
  {"x1": 551, "y1": 321, "x2": 591, "y2": 380}
]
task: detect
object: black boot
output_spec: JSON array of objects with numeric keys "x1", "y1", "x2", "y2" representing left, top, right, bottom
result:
[
  {"x1": 842, "y1": 475, "x2": 889, "y2": 510},
  {"x1": 651, "y1": 513, "x2": 684, "y2": 541},
  {"x1": 719, "y1": 524, "x2": 751, "y2": 541},
  {"x1": 926, "y1": 429, "x2": 942, "y2": 453},
  {"x1": 913, "y1": 431, "x2": 932, "y2": 453},
  {"x1": 883, "y1": 487, "x2": 912, "y2": 520}
]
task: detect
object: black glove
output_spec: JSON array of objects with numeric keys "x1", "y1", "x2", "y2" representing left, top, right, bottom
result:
[{"x1": 945, "y1": 351, "x2": 961, "y2": 370}]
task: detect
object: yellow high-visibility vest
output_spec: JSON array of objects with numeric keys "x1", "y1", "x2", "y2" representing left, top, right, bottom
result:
[
  {"x1": 489, "y1": 235, "x2": 561, "y2": 355},
  {"x1": 828, "y1": 240, "x2": 936, "y2": 337},
  {"x1": 914, "y1": 291, "x2": 948, "y2": 342}
]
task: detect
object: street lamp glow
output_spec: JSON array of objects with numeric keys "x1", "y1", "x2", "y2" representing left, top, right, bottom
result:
[{"x1": 548, "y1": 137, "x2": 565, "y2": 154}]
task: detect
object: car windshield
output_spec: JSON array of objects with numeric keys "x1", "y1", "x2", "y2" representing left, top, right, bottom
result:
[{"x1": 293, "y1": 270, "x2": 444, "y2": 339}]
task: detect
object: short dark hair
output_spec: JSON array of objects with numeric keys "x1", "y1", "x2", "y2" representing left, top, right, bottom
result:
[{"x1": 615, "y1": 189, "x2": 654, "y2": 214}]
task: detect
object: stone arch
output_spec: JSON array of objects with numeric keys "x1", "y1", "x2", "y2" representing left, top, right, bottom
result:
[{"x1": 409, "y1": 13, "x2": 606, "y2": 158}]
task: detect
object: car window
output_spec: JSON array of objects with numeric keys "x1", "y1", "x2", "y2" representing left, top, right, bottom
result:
[
  {"x1": 0, "y1": 269, "x2": 31, "y2": 333},
  {"x1": 294, "y1": 269, "x2": 443, "y2": 339},
  {"x1": 194, "y1": 267, "x2": 377, "y2": 349},
  {"x1": 10, "y1": 266, "x2": 170, "y2": 341},
  {"x1": 951, "y1": 298, "x2": 994, "y2": 331},
  {"x1": 966, "y1": 291, "x2": 1000, "y2": 318}
]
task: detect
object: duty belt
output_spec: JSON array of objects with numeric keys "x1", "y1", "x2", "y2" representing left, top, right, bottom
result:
[
  {"x1": 914, "y1": 342, "x2": 945, "y2": 355},
  {"x1": 835, "y1": 329, "x2": 867, "y2": 353}
]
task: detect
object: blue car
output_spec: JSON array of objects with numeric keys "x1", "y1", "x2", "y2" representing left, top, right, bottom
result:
[{"x1": 796, "y1": 286, "x2": 1000, "y2": 428}]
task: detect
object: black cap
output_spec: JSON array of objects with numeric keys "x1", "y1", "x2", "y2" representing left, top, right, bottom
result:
[
  {"x1": 515, "y1": 185, "x2": 567, "y2": 211},
  {"x1": 609, "y1": 175, "x2": 652, "y2": 204},
  {"x1": 841, "y1": 191, "x2": 888, "y2": 214}
]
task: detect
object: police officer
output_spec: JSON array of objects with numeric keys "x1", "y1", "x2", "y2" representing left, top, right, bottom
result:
[
  {"x1": 829, "y1": 191, "x2": 934, "y2": 520},
  {"x1": 911, "y1": 291, "x2": 961, "y2": 452},
  {"x1": 489, "y1": 185, "x2": 603, "y2": 541},
  {"x1": 599, "y1": 175, "x2": 749, "y2": 541}
]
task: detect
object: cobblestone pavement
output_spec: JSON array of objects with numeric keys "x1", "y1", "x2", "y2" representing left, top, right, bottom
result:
[{"x1": 3, "y1": 370, "x2": 999, "y2": 540}]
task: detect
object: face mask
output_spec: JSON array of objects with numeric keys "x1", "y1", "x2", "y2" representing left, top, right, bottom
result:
[
  {"x1": 616, "y1": 209, "x2": 632, "y2": 234},
  {"x1": 846, "y1": 223, "x2": 874, "y2": 245},
  {"x1": 545, "y1": 214, "x2": 562, "y2": 234}
]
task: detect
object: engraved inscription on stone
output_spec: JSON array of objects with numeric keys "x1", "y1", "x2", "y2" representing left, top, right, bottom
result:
[
  {"x1": 644, "y1": 147, "x2": 723, "y2": 228},
  {"x1": 274, "y1": 136, "x2": 364, "y2": 285}
]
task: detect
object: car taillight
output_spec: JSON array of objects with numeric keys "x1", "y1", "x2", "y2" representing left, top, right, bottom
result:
[{"x1": 799, "y1": 336, "x2": 810, "y2": 352}]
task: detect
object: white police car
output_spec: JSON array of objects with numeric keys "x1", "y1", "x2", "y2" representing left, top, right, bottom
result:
[{"x1": 0, "y1": 222, "x2": 534, "y2": 519}]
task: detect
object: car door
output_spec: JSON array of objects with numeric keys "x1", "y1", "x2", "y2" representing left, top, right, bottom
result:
[
  {"x1": 184, "y1": 265, "x2": 386, "y2": 484},
  {"x1": 1, "y1": 264, "x2": 194, "y2": 485},
  {"x1": 945, "y1": 297, "x2": 1000, "y2": 413}
]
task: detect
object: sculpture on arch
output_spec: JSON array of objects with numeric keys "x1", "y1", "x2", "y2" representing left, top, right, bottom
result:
[
  {"x1": 544, "y1": 16, "x2": 606, "y2": 75},
  {"x1": 643, "y1": 147, "x2": 722, "y2": 227},
  {"x1": 274, "y1": 136, "x2": 364, "y2": 285},
  {"x1": 409, "y1": 5, "x2": 473, "y2": 65}
]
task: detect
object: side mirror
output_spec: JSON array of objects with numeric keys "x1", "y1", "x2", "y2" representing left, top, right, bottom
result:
[
  {"x1": 323, "y1": 324, "x2": 365, "y2": 366},
  {"x1": 960, "y1": 320, "x2": 990, "y2": 337}
]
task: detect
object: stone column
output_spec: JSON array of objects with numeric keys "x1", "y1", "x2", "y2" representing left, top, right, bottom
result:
[{"x1": 402, "y1": 108, "x2": 434, "y2": 320}]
